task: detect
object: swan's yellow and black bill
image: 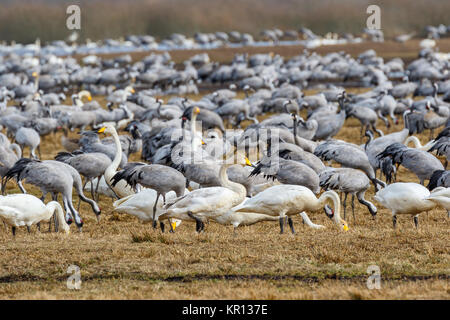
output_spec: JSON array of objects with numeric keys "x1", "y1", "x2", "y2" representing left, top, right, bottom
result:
[
  {"x1": 130, "y1": 87, "x2": 136, "y2": 93},
  {"x1": 97, "y1": 127, "x2": 106, "y2": 133},
  {"x1": 88, "y1": 94, "x2": 92, "y2": 101},
  {"x1": 171, "y1": 221, "x2": 177, "y2": 231},
  {"x1": 245, "y1": 157, "x2": 252, "y2": 166},
  {"x1": 194, "y1": 107, "x2": 200, "y2": 114},
  {"x1": 343, "y1": 225, "x2": 349, "y2": 231},
  {"x1": 32, "y1": 71, "x2": 38, "y2": 77}
]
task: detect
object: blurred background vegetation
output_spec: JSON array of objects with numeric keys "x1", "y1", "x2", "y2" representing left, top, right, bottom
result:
[{"x1": 0, "y1": 0, "x2": 449, "y2": 44}]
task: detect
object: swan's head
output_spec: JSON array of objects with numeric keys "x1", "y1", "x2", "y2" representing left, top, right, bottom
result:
[
  {"x1": 97, "y1": 124, "x2": 116, "y2": 135},
  {"x1": 32, "y1": 71, "x2": 39, "y2": 78},
  {"x1": 193, "y1": 106, "x2": 200, "y2": 115},
  {"x1": 324, "y1": 205, "x2": 349, "y2": 231},
  {"x1": 78, "y1": 90, "x2": 92, "y2": 101},
  {"x1": 125, "y1": 86, "x2": 135, "y2": 94},
  {"x1": 61, "y1": 222, "x2": 70, "y2": 234}
]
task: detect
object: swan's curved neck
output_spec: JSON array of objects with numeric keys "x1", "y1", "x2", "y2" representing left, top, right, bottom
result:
[
  {"x1": 190, "y1": 111, "x2": 200, "y2": 151},
  {"x1": 318, "y1": 190, "x2": 343, "y2": 226},
  {"x1": 47, "y1": 201, "x2": 69, "y2": 231},
  {"x1": 108, "y1": 128, "x2": 123, "y2": 172},
  {"x1": 9, "y1": 143, "x2": 22, "y2": 158},
  {"x1": 404, "y1": 136, "x2": 422, "y2": 148},
  {"x1": 219, "y1": 163, "x2": 246, "y2": 197}
]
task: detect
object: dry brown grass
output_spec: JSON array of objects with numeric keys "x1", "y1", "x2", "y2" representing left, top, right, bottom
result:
[
  {"x1": 0, "y1": 89, "x2": 449, "y2": 300},
  {"x1": 73, "y1": 39, "x2": 450, "y2": 65}
]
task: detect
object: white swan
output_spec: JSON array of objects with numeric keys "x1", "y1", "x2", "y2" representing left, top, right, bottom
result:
[
  {"x1": 0, "y1": 194, "x2": 69, "y2": 236},
  {"x1": 212, "y1": 198, "x2": 324, "y2": 231},
  {"x1": 97, "y1": 124, "x2": 135, "y2": 198},
  {"x1": 232, "y1": 185, "x2": 348, "y2": 233},
  {"x1": 159, "y1": 156, "x2": 252, "y2": 232},
  {"x1": 374, "y1": 183, "x2": 437, "y2": 228},
  {"x1": 73, "y1": 90, "x2": 92, "y2": 106},
  {"x1": 112, "y1": 188, "x2": 186, "y2": 231}
]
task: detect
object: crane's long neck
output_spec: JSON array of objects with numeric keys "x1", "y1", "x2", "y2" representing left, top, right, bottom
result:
[
  {"x1": 318, "y1": 190, "x2": 343, "y2": 227},
  {"x1": 47, "y1": 201, "x2": 70, "y2": 232}
]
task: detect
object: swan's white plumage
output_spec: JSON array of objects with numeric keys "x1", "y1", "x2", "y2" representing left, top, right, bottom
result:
[
  {"x1": 113, "y1": 188, "x2": 186, "y2": 227},
  {"x1": 374, "y1": 183, "x2": 436, "y2": 216},
  {"x1": 0, "y1": 194, "x2": 69, "y2": 232}
]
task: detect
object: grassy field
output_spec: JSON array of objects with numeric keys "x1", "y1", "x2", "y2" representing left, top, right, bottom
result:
[
  {"x1": 74, "y1": 38, "x2": 450, "y2": 65},
  {"x1": 0, "y1": 86, "x2": 449, "y2": 300}
]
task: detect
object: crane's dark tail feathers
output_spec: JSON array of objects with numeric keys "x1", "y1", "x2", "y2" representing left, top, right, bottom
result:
[
  {"x1": 54, "y1": 151, "x2": 74, "y2": 162},
  {"x1": 110, "y1": 162, "x2": 145, "y2": 188},
  {"x1": 2, "y1": 158, "x2": 36, "y2": 193},
  {"x1": 427, "y1": 170, "x2": 445, "y2": 191}
]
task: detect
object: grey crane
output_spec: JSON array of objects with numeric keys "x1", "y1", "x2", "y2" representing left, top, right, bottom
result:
[
  {"x1": 55, "y1": 151, "x2": 112, "y2": 201},
  {"x1": 311, "y1": 92, "x2": 346, "y2": 140},
  {"x1": 319, "y1": 167, "x2": 377, "y2": 220},
  {"x1": 377, "y1": 143, "x2": 444, "y2": 184},
  {"x1": 427, "y1": 170, "x2": 450, "y2": 190},
  {"x1": 250, "y1": 149, "x2": 320, "y2": 194},
  {"x1": 111, "y1": 162, "x2": 186, "y2": 229},
  {"x1": 14, "y1": 126, "x2": 41, "y2": 159},
  {"x1": 314, "y1": 140, "x2": 385, "y2": 191}
]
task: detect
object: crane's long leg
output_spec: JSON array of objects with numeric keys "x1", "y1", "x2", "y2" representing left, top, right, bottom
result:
[
  {"x1": 343, "y1": 193, "x2": 348, "y2": 220},
  {"x1": 52, "y1": 193, "x2": 59, "y2": 233},
  {"x1": 392, "y1": 215, "x2": 397, "y2": 229},
  {"x1": 413, "y1": 215, "x2": 419, "y2": 229},
  {"x1": 26, "y1": 226, "x2": 31, "y2": 233},
  {"x1": 89, "y1": 179, "x2": 95, "y2": 202},
  {"x1": 351, "y1": 194, "x2": 356, "y2": 221},
  {"x1": 12, "y1": 226, "x2": 16, "y2": 237},
  {"x1": 95, "y1": 176, "x2": 101, "y2": 202},
  {"x1": 152, "y1": 193, "x2": 160, "y2": 229}
]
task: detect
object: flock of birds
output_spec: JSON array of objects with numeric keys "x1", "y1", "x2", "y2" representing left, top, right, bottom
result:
[
  {"x1": 0, "y1": 33, "x2": 450, "y2": 237},
  {"x1": 2, "y1": 23, "x2": 449, "y2": 57}
]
